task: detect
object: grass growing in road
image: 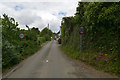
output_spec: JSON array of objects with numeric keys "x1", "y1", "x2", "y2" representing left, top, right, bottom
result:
[{"x1": 60, "y1": 45, "x2": 120, "y2": 77}]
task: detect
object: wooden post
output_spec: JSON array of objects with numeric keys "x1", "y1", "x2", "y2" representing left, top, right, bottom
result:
[{"x1": 80, "y1": 35, "x2": 82, "y2": 51}]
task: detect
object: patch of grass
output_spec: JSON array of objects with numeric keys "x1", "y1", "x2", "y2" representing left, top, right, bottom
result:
[{"x1": 60, "y1": 45, "x2": 120, "y2": 77}]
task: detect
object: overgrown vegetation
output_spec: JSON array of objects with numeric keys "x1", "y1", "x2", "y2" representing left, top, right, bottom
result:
[
  {"x1": 1, "y1": 14, "x2": 53, "y2": 72},
  {"x1": 61, "y1": 2, "x2": 120, "y2": 75}
]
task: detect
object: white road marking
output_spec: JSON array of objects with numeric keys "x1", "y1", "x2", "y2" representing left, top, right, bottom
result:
[{"x1": 46, "y1": 60, "x2": 48, "y2": 63}]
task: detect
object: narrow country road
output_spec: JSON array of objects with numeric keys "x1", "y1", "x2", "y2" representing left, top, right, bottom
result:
[{"x1": 3, "y1": 40, "x2": 118, "y2": 78}]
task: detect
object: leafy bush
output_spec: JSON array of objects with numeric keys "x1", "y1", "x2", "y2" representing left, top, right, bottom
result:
[
  {"x1": 61, "y1": 2, "x2": 120, "y2": 75},
  {"x1": 1, "y1": 14, "x2": 53, "y2": 72}
]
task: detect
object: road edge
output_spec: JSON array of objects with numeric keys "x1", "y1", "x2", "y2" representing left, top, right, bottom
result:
[{"x1": 2, "y1": 41, "x2": 50, "y2": 78}]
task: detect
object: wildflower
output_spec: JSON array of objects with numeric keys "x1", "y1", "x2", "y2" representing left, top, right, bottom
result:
[
  {"x1": 104, "y1": 59, "x2": 107, "y2": 61},
  {"x1": 110, "y1": 48, "x2": 112, "y2": 51},
  {"x1": 104, "y1": 59, "x2": 108, "y2": 62},
  {"x1": 81, "y1": 57, "x2": 85, "y2": 61},
  {"x1": 96, "y1": 57, "x2": 98, "y2": 60},
  {"x1": 99, "y1": 56, "x2": 101, "y2": 58},
  {"x1": 105, "y1": 54, "x2": 108, "y2": 56},
  {"x1": 99, "y1": 52, "x2": 103, "y2": 56}
]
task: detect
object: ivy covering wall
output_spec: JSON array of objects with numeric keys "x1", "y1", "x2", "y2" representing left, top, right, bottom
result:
[{"x1": 61, "y1": 2, "x2": 120, "y2": 74}]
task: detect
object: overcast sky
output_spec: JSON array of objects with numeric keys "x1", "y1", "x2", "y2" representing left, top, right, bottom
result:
[
  {"x1": 1, "y1": 0, "x2": 119, "y2": 32},
  {"x1": 0, "y1": 0, "x2": 79, "y2": 32}
]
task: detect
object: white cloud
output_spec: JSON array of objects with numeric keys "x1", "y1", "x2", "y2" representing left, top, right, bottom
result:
[
  {"x1": 0, "y1": 0, "x2": 80, "y2": 2},
  {"x1": 0, "y1": 1, "x2": 78, "y2": 32}
]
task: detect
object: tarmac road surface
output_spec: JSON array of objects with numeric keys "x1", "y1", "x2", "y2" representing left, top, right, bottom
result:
[{"x1": 3, "y1": 40, "x2": 118, "y2": 78}]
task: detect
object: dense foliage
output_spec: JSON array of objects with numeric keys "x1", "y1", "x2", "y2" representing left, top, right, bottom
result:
[
  {"x1": 1, "y1": 14, "x2": 52, "y2": 72},
  {"x1": 40, "y1": 27, "x2": 53, "y2": 41},
  {"x1": 61, "y1": 2, "x2": 120, "y2": 74}
]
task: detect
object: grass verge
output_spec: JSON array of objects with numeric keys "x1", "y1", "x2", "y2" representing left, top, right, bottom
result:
[
  {"x1": 60, "y1": 45, "x2": 120, "y2": 77},
  {"x1": 3, "y1": 41, "x2": 50, "y2": 73}
]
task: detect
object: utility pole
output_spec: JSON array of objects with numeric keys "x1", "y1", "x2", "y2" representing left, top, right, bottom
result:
[{"x1": 48, "y1": 24, "x2": 49, "y2": 29}]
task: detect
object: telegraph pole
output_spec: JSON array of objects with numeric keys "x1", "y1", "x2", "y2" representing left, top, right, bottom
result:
[{"x1": 48, "y1": 24, "x2": 49, "y2": 29}]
